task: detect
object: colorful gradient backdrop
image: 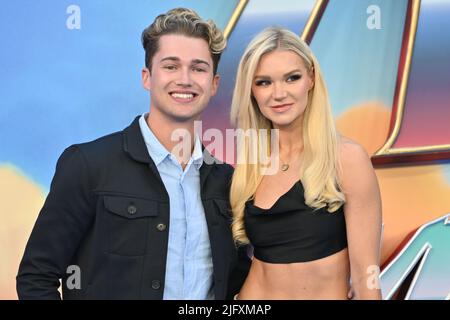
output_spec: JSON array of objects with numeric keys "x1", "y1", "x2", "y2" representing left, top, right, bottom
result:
[{"x1": 1, "y1": 0, "x2": 449, "y2": 299}]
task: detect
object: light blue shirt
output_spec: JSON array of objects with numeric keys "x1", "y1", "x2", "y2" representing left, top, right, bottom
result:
[{"x1": 139, "y1": 114, "x2": 214, "y2": 300}]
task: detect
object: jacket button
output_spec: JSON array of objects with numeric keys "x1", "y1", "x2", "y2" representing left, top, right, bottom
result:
[
  {"x1": 127, "y1": 205, "x2": 137, "y2": 215},
  {"x1": 156, "y1": 223, "x2": 166, "y2": 231},
  {"x1": 151, "y1": 280, "x2": 161, "y2": 290}
]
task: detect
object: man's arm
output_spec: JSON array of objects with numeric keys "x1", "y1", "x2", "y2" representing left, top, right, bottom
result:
[
  {"x1": 17, "y1": 145, "x2": 95, "y2": 299},
  {"x1": 226, "y1": 244, "x2": 252, "y2": 299}
]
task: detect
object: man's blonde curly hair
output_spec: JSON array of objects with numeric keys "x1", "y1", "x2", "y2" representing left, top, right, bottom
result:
[{"x1": 141, "y1": 8, "x2": 226, "y2": 75}]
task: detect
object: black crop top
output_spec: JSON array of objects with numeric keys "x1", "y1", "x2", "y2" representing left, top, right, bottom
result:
[{"x1": 244, "y1": 180, "x2": 347, "y2": 263}]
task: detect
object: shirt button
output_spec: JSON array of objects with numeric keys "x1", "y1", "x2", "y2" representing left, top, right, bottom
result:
[
  {"x1": 156, "y1": 223, "x2": 166, "y2": 231},
  {"x1": 127, "y1": 204, "x2": 137, "y2": 215},
  {"x1": 151, "y1": 280, "x2": 161, "y2": 290}
]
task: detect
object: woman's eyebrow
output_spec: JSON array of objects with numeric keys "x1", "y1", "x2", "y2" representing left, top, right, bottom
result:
[{"x1": 254, "y1": 69, "x2": 302, "y2": 79}]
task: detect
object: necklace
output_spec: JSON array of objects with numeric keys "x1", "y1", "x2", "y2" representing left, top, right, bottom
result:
[{"x1": 280, "y1": 147, "x2": 303, "y2": 172}]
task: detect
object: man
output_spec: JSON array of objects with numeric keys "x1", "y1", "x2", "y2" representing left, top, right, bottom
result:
[{"x1": 17, "y1": 8, "x2": 249, "y2": 300}]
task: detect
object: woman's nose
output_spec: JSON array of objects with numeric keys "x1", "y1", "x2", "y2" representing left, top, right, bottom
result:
[{"x1": 273, "y1": 83, "x2": 287, "y2": 100}]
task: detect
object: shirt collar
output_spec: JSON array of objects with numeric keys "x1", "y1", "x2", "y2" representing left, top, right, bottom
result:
[
  {"x1": 139, "y1": 114, "x2": 170, "y2": 166},
  {"x1": 139, "y1": 113, "x2": 203, "y2": 169},
  {"x1": 192, "y1": 133, "x2": 204, "y2": 170}
]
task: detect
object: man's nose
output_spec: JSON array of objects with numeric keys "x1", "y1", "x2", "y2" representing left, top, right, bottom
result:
[{"x1": 175, "y1": 67, "x2": 193, "y2": 87}]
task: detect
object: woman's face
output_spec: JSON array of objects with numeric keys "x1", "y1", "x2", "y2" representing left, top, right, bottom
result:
[{"x1": 251, "y1": 49, "x2": 313, "y2": 129}]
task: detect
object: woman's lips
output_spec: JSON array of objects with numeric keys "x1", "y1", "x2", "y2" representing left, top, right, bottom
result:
[{"x1": 271, "y1": 103, "x2": 293, "y2": 113}]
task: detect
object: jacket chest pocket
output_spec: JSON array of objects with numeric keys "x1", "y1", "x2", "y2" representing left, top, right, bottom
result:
[{"x1": 103, "y1": 195, "x2": 158, "y2": 256}]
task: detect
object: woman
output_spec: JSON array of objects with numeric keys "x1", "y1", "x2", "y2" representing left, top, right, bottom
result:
[{"x1": 230, "y1": 27, "x2": 382, "y2": 300}]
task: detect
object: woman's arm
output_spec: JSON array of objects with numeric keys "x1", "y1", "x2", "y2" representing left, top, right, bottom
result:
[{"x1": 339, "y1": 140, "x2": 383, "y2": 300}]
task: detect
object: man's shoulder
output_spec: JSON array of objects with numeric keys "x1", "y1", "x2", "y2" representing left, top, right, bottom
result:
[
  {"x1": 57, "y1": 119, "x2": 134, "y2": 171},
  {"x1": 71, "y1": 116, "x2": 140, "y2": 158},
  {"x1": 59, "y1": 130, "x2": 123, "y2": 165},
  {"x1": 76, "y1": 130, "x2": 124, "y2": 154},
  {"x1": 203, "y1": 158, "x2": 234, "y2": 192},
  {"x1": 218, "y1": 162, "x2": 234, "y2": 175},
  {"x1": 205, "y1": 155, "x2": 234, "y2": 176}
]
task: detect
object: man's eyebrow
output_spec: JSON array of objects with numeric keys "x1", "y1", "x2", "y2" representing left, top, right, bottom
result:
[
  {"x1": 159, "y1": 57, "x2": 210, "y2": 67},
  {"x1": 254, "y1": 69, "x2": 302, "y2": 79},
  {"x1": 192, "y1": 59, "x2": 210, "y2": 67},
  {"x1": 160, "y1": 56, "x2": 180, "y2": 63}
]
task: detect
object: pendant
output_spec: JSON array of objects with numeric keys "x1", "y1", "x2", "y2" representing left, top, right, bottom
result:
[{"x1": 281, "y1": 164, "x2": 289, "y2": 171}]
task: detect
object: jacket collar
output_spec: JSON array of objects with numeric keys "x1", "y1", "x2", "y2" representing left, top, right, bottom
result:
[
  {"x1": 122, "y1": 116, "x2": 219, "y2": 186},
  {"x1": 123, "y1": 116, "x2": 153, "y2": 164}
]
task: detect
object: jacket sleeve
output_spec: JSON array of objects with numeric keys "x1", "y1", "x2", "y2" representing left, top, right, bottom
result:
[
  {"x1": 16, "y1": 145, "x2": 95, "y2": 299},
  {"x1": 226, "y1": 244, "x2": 252, "y2": 299}
]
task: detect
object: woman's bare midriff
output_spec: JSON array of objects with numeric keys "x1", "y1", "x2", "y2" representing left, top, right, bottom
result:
[{"x1": 237, "y1": 248, "x2": 350, "y2": 300}]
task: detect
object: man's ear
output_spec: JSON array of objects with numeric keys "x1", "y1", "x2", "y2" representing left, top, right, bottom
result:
[
  {"x1": 211, "y1": 74, "x2": 220, "y2": 97},
  {"x1": 142, "y1": 67, "x2": 151, "y2": 91}
]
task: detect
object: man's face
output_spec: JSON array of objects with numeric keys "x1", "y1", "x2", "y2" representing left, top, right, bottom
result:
[{"x1": 142, "y1": 34, "x2": 220, "y2": 123}]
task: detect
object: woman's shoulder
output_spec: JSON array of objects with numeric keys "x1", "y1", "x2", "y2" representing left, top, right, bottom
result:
[
  {"x1": 336, "y1": 138, "x2": 381, "y2": 219},
  {"x1": 337, "y1": 136, "x2": 374, "y2": 184},
  {"x1": 338, "y1": 136, "x2": 370, "y2": 163}
]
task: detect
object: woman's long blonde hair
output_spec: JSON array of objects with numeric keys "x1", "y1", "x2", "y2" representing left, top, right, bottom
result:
[{"x1": 230, "y1": 27, "x2": 345, "y2": 244}]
